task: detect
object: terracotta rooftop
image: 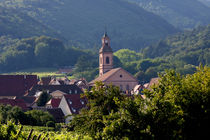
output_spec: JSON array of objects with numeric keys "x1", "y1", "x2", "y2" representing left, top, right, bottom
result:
[
  {"x1": 89, "y1": 68, "x2": 122, "y2": 85},
  {"x1": 0, "y1": 75, "x2": 38, "y2": 97},
  {"x1": 0, "y1": 99, "x2": 28, "y2": 111}
]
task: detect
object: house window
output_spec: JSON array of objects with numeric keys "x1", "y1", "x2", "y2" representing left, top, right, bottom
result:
[
  {"x1": 69, "y1": 90, "x2": 72, "y2": 94},
  {"x1": 106, "y1": 57, "x2": 110, "y2": 64},
  {"x1": 75, "y1": 90, "x2": 77, "y2": 94},
  {"x1": 120, "y1": 85, "x2": 123, "y2": 91},
  {"x1": 126, "y1": 85, "x2": 130, "y2": 91},
  {"x1": 120, "y1": 75, "x2": 123, "y2": 78}
]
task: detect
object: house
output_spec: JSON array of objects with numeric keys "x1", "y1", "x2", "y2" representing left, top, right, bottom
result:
[
  {"x1": 38, "y1": 76, "x2": 70, "y2": 85},
  {"x1": 50, "y1": 77, "x2": 70, "y2": 85},
  {"x1": 74, "y1": 78, "x2": 89, "y2": 90},
  {"x1": 18, "y1": 96, "x2": 36, "y2": 107},
  {"x1": 59, "y1": 94, "x2": 87, "y2": 123},
  {"x1": 144, "y1": 77, "x2": 160, "y2": 90},
  {"x1": 50, "y1": 90, "x2": 67, "y2": 99},
  {"x1": 38, "y1": 77, "x2": 52, "y2": 85},
  {"x1": 26, "y1": 85, "x2": 83, "y2": 96},
  {"x1": 0, "y1": 75, "x2": 38, "y2": 98},
  {"x1": 89, "y1": 32, "x2": 138, "y2": 92},
  {"x1": 0, "y1": 99, "x2": 28, "y2": 111}
]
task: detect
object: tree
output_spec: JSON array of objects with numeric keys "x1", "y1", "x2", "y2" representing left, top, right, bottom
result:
[
  {"x1": 69, "y1": 82, "x2": 150, "y2": 139},
  {"x1": 69, "y1": 82, "x2": 124, "y2": 138},
  {"x1": 37, "y1": 91, "x2": 51, "y2": 107},
  {"x1": 25, "y1": 110, "x2": 54, "y2": 126},
  {"x1": 144, "y1": 66, "x2": 210, "y2": 139}
]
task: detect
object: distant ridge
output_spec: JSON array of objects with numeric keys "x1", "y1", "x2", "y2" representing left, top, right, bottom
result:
[
  {"x1": 128, "y1": 0, "x2": 210, "y2": 29},
  {"x1": 0, "y1": 0, "x2": 178, "y2": 50}
]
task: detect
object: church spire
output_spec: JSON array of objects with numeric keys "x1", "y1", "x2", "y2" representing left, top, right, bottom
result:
[{"x1": 99, "y1": 31, "x2": 113, "y2": 76}]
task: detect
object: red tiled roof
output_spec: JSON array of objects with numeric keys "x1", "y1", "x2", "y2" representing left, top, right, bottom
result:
[
  {"x1": 0, "y1": 99, "x2": 28, "y2": 111},
  {"x1": 48, "y1": 98, "x2": 61, "y2": 108},
  {"x1": 0, "y1": 75, "x2": 38, "y2": 97},
  {"x1": 64, "y1": 94, "x2": 87, "y2": 114}
]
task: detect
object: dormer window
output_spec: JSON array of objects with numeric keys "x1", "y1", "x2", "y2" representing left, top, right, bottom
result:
[
  {"x1": 75, "y1": 90, "x2": 78, "y2": 94},
  {"x1": 80, "y1": 100, "x2": 84, "y2": 105},
  {"x1": 68, "y1": 99, "x2": 72, "y2": 105},
  {"x1": 71, "y1": 107, "x2": 76, "y2": 113},
  {"x1": 69, "y1": 90, "x2": 72, "y2": 94}
]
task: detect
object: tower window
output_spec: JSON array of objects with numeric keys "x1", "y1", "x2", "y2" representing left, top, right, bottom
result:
[{"x1": 106, "y1": 57, "x2": 110, "y2": 64}]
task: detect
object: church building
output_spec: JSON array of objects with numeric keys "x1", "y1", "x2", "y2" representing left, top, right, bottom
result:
[{"x1": 89, "y1": 32, "x2": 138, "y2": 92}]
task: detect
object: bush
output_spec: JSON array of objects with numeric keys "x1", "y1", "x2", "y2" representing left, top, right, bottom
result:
[{"x1": 46, "y1": 121, "x2": 55, "y2": 128}]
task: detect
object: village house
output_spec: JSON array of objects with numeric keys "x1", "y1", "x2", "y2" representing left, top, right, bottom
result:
[
  {"x1": 0, "y1": 98, "x2": 28, "y2": 111},
  {"x1": 59, "y1": 94, "x2": 87, "y2": 123},
  {"x1": 26, "y1": 84, "x2": 83, "y2": 97},
  {"x1": 0, "y1": 75, "x2": 38, "y2": 99},
  {"x1": 89, "y1": 32, "x2": 139, "y2": 92}
]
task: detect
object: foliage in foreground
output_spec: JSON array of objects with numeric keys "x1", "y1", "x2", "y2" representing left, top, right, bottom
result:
[
  {"x1": 0, "y1": 122, "x2": 92, "y2": 140},
  {"x1": 0, "y1": 106, "x2": 55, "y2": 127},
  {"x1": 69, "y1": 66, "x2": 210, "y2": 139}
]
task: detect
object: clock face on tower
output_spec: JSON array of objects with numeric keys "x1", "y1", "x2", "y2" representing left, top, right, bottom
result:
[{"x1": 105, "y1": 40, "x2": 108, "y2": 43}]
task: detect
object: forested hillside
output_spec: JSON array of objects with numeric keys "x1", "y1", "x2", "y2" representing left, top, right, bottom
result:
[
  {"x1": 0, "y1": 36, "x2": 87, "y2": 72},
  {"x1": 128, "y1": 0, "x2": 210, "y2": 29},
  {"x1": 0, "y1": 7, "x2": 63, "y2": 39},
  {"x1": 0, "y1": 0, "x2": 177, "y2": 50},
  {"x1": 72, "y1": 25, "x2": 210, "y2": 82}
]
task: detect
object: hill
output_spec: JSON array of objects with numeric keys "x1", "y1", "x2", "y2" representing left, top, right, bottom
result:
[
  {"x1": 143, "y1": 24, "x2": 210, "y2": 64},
  {"x1": 0, "y1": 0, "x2": 178, "y2": 50},
  {"x1": 128, "y1": 0, "x2": 210, "y2": 29},
  {"x1": 0, "y1": 7, "x2": 63, "y2": 40}
]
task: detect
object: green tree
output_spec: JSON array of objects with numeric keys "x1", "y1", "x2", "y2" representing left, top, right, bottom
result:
[
  {"x1": 25, "y1": 110, "x2": 54, "y2": 126},
  {"x1": 144, "y1": 66, "x2": 210, "y2": 139},
  {"x1": 69, "y1": 82, "x2": 124, "y2": 138},
  {"x1": 37, "y1": 91, "x2": 51, "y2": 107}
]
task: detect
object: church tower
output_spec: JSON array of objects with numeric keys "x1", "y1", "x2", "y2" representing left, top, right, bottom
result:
[{"x1": 99, "y1": 32, "x2": 113, "y2": 76}]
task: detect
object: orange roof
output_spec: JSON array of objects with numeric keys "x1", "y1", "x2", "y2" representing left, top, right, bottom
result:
[
  {"x1": 89, "y1": 68, "x2": 121, "y2": 85},
  {"x1": 147, "y1": 77, "x2": 160, "y2": 89},
  {"x1": 89, "y1": 67, "x2": 138, "y2": 85}
]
